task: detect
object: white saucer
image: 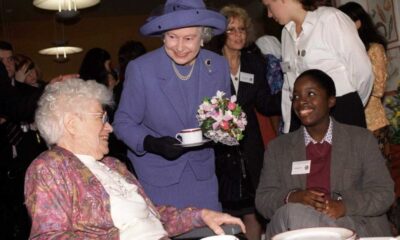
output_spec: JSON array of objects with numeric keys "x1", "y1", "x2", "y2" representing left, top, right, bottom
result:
[
  {"x1": 272, "y1": 227, "x2": 356, "y2": 240},
  {"x1": 174, "y1": 139, "x2": 211, "y2": 147}
]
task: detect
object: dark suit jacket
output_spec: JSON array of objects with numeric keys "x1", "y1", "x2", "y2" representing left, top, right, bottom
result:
[
  {"x1": 215, "y1": 51, "x2": 281, "y2": 191},
  {"x1": 0, "y1": 79, "x2": 42, "y2": 122},
  {"x1": 256, "y1": 119, "x2": 394, "y2": 236}
]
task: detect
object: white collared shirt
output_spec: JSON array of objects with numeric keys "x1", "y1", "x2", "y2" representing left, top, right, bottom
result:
[
  {"x1": 230, "y1": 64, "x2": 241, "y2": 94},
  {"x1": 281, "y1": 7, "x2": 373, "y2": 133},
  {"x1": 303, "y1": 118, "x2": 333, "y2": 146}
]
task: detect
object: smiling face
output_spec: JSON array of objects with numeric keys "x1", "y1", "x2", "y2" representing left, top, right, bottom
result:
[
  {"x1": 74, "y1": 100, "x2": 113, "y2": 160},
  {"x1": 25, "y1": 69, "x2": 38, "y2": 86},
  {"x1": 292, "y1": 76, "x2": 336, "y2": 131},
  {"x1": 225, "y1": 17, "x2": 247, "y2": 51},
  {"x1": 163, "y1": 27, "x2": 202, "y2": 66}
]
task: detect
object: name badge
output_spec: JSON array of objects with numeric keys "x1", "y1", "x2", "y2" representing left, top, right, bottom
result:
[
  {"x1": 280, "y1": 61, "x2": 292, "y2": 73},
  {"x1": 291, "y1": 160, "x2": 311, "y2": 175},
  {"x1": 239, "y1": 72, "x2": 254, "y2": 84}
]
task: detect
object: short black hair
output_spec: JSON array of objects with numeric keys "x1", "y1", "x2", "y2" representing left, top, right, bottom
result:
[
  {"x1": 296, "y1": 69, "x2": 336, "y2": 97},
  {"x1": 79, "y1": 47, "x2": 111, "y2": 81},
  {"x1": 0, "y1": 41, "x2": 13, "y2": 51}
]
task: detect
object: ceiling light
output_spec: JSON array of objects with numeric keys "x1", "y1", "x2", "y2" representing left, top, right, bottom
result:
[
  {"x1": 39, "y1": 46, "x2": 82, "y2": 62},
  {"x1": 33, "y1": 0, "x2": 100, "y2": 11}
]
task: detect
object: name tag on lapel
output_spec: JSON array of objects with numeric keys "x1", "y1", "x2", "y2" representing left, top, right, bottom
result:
[
  {"x1": 291, "y1": 160, "x2": 311, "y2": 175},
  {"x1": 239, "y1": 72, "x2": 254, "y2": 84}
]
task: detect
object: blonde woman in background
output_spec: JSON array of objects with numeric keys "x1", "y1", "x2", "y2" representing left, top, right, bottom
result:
[{"x1": 206, "y1": 5, "x2": 281, "y2": 240}]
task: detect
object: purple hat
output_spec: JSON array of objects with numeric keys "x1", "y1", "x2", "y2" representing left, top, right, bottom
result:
[{"x1": 140, "y1": 0, "x2": 227, "y2": 36}]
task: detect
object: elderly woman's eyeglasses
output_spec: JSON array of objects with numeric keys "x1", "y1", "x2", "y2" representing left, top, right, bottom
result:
[
  {"x1": 226, "y1": 27, "x2": 246, "y2": 35},
  {"x1": 83, "y1": 111, "x2": 109, "y2": 124}
]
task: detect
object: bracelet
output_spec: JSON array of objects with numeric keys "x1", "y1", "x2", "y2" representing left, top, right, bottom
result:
[{"x1": 284, "y1": 189, "x2": 299, "y2": 204}]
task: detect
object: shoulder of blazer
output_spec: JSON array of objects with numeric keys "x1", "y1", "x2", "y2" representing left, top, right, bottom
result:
[
  {"x1": 269, "y1": 127, "x2": 304, "y2": 150},
  {"x1": 134, "y1": 47, "x2": 165, "y2": 66},
  {"x1": 199, "y1": 48, "x2": 226, "y2": 65},
  {"x1": 332, "y1": 119, "x2": 372, "y2": 141},
  {"x1": 240, "y1": 51, "x2": 265, "y2": 73}
]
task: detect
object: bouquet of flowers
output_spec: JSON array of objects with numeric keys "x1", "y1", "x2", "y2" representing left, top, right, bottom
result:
[{"x1": 196, "y1": 91, "x2": 247, "y2": 146}]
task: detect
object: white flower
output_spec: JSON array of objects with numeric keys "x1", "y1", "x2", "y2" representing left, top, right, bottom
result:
[
  {"x1": 197, "y1": 91, "x2": 247, "y2": 146},
  {"x1": 216, "y1": 90, "x2": 225, "y2": 98}
]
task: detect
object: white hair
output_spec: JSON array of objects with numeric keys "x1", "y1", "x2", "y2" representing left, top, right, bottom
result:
[
  {"x1": 201, "y1": 27, "x2": 214, "y2": 43},
  {"x1": 35, "y1": 78, "x2": 113, "y2": 145}
]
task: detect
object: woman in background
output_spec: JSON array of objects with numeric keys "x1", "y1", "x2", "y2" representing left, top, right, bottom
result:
[
  {"x1": 339, "y1": 1, "x2": 390, "y2": 158},
  {"x1": 206, "y1": 5, "x2": 281, "y2": 239},
  {"x1": 256, "y1": 35, "x2": 284, "y2": 134},
  {"x1": 14, "y1": 54, "x2": 44, "y2": 88},
  {"x1": 79, "y1": 47, "x2": 118, "y2": 90}
]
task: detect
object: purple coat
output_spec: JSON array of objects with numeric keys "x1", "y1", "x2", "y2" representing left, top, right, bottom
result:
[{"x1": 113, "y1": 47, "x2": 230, "y2": 209}]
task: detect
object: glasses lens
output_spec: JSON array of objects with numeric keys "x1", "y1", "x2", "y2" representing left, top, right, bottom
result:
[
  {"x1": 226, "y1": 28, "x2": 246, "y2": 34},
  {"x1": 102, "y1": 112, "x2": 109, "y2": 124}
]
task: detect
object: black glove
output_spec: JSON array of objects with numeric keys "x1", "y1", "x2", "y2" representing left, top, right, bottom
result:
[{"x1": 143, "y1": 135, "x2": 186, "y2": 161}]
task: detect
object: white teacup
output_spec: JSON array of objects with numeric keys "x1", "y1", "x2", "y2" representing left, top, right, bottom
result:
[
  {"x1": 175, "y1": 128, "x2": 203, "y2": 144},
  {"x1": 201, "y1": 235, "x2": 239, "y2": 240}
]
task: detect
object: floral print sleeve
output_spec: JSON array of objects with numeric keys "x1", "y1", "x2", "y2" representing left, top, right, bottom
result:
[
  {"x1": 25, "y1": 149, "x2": 118, "y2": 240},
  {"x1": 157, "y1": 205, "x2": 205, "y2": 237},
  {"x1": 25, "y1": 157, "x2": 80, "y2": 239}
]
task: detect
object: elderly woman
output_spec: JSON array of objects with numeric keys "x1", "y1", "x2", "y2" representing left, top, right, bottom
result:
[
  {"x1": 255, "y1": 69, "x2": 394, "y2": 238},
  {"x1": 24, "y1": 79, "x2": 245, "y2": 239},
  {"x1": 113, "y1": 0, "x2": 230, "y2": 211}
]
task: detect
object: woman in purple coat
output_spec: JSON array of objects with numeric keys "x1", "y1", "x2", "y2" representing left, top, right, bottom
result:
[{"x1": 113, "y1": 0, "x2": 231, "y2": 211}]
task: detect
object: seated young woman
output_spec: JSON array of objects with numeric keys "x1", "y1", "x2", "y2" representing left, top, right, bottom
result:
[
  {"x1": 24, "y1": 78, "x2": 245, "y2": 240},
  {"x1": 255, "y1": 69, "x2": 394, "y2": 238}
]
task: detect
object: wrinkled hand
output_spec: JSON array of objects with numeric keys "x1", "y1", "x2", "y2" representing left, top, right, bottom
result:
[
  {"x1": 15, "y1": 64, "x2": 29, "y2": 83},
  {"x1": 200, "y1": 209, "x2": 246, "y2": 235},
  {"x1": 322, "y1": 199, "x2": 346, "y2": 219},
  {"x1": 49, "y1": 73, "x2": 80, "y2": 84},
  {"x1": 289, "y1": 189, "x2": 327, "y2": 211}
]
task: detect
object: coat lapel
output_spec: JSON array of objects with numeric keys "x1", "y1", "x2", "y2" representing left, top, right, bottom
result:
[
  {"x1": 158, "y1": 48, "x2": 188, "y2": 126},
  {"x1": 289, "y1": 128, "x2": 307, "y2": 188},
  {"x1": 197, "y1": 50, "x2": 220, "y2": 100},
  {"x1": 330, "y1": 120, "x2": 347, "y2": 191}
]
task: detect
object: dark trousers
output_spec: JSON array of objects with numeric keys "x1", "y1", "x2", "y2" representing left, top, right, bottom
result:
[{"x1": 290, "y1": 91, "x2": 367, "y2": 132}]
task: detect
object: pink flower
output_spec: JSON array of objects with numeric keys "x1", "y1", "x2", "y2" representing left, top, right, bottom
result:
[
  {"x1": 220, "y1": 120, "x2": 230, "y2": 130},
  {"x1": 228, "y1": 102, "x2": 236, "y2": 110}
]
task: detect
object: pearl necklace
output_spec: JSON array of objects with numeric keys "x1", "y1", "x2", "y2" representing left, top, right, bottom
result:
[{"x1": 172, "y1": 60, "x2": 196, "y2": 81}]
